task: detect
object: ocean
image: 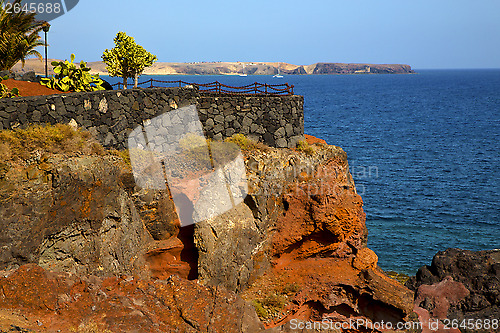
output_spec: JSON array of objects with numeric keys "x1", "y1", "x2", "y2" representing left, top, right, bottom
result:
[{"x1": 103, "y1": 70, "x2": 500, "y2": 274}]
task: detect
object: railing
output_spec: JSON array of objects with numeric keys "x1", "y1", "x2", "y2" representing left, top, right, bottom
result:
[{"x1": 110, "y1": 79, "x2": 294, "y2": 96}]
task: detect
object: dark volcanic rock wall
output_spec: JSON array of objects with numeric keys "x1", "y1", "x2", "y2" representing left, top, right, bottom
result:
[
  {"x1": 197, "y1": 94, "x2": 304, "y2": 148},
  {"x1": 0, "y1": 87, "x2": 304, "y2": 149}
]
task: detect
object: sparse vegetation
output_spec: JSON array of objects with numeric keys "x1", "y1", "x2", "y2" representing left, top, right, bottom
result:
[
  {"x1": 0, "y1": 123, "x2": 104, "y2": 161},
  {"x1": 386, "y1": 271, "x2": 411, "y2": 285},
  {"x1": 248, "y1": 281, "x2": 301, "y2": 321},
  {"x1": 225, "y1": 133, "x2": 268, "y2": 151},
  {"x1": 262, "y1": 293, "x2": 286, "y2": 309},
  {"x1": 250, "y1": 292, "x2": 287, "y2": 320},
  {"x1": 112, "y1": 149, "x2": 131, "y2": 166},
  {"x1": 252, "y1": 300, "x2": 269, "y2": 319},
  {"x1": 281, "y1": 282, "x2": 300, "y2": 296},
  {"x1": 70, "y1": 320, "x2": 113, "y2": 333},
  {"x1": 296, "y1": 139, "x2": 315, "y2": 155}
]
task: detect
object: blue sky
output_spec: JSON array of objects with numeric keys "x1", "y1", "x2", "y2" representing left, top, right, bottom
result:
[{"x1": 41, "y1": 0, "x2": 500, "y2": 69}]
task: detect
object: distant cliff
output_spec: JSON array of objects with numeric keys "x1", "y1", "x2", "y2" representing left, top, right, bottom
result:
[
  {"x1": 12, "y1": 59, "x2": 416, "y2": 76},
  {"x1": 304, "y1": 62, "x2": 415, "y2": 74}
]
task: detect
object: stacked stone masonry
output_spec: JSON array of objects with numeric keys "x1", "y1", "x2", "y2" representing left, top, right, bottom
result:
[{"x1": 0, "y1": 87, "x2": 304, "y2": 149}]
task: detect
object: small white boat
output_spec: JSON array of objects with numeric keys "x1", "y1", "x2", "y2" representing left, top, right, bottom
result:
[
  {"x1": 239, "y1": 62, "x2": 247, "y2": 76},
  {"x1": 273, "y1": 63, "x2": 283, "y2": 78}
]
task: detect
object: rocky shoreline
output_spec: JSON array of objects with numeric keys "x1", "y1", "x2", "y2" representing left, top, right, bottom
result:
[{"x1": 0, "y1": 127, "x2": 497, "y2": 332}]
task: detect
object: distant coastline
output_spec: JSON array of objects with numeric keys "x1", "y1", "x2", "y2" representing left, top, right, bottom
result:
[{"x1": 12, "y1": 59, "x2": 415, "y2": 76}]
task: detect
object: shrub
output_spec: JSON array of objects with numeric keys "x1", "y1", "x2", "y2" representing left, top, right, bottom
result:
[
  {"x1": 0, "y1": 76, "x2": 20, "y2": 99},
  {"x1": 251, "y1": 300, "x2": 269, "y2": 319},
  {"x1": 296, "y1": 139, "x2": 314, "y2": 155},
  {"x1": 262, "y1": 293, "x2": 286, "y2": 309},
  {"x1": 225, "y1": 133, "x2": 268, "y2": 151},
  {"x1": 102, "y1": 31, "x2": 157, "y2": 89},
  {"x1": 41, "y1": 54, "x2": 104, "y2": 92},
  {"x1": 70, "y1": 320, "x2": 113, "y2": 333}
]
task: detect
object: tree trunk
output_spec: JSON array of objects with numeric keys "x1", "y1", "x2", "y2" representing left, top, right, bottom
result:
[
  {"x1": 122, "y1": 76, "x2": 127, "y2": 89},
  {"x1": 134, "y1": 72, "x2": 138, "y2": 88}
]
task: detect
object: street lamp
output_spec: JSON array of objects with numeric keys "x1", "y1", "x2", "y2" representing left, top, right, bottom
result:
[{"x1": 42, "y1": 23, "x2": 51, "y2": 77}]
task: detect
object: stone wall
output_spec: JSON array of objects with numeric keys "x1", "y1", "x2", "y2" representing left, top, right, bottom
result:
[
  {"x1": 198, "y1": 94, "x2": 303, "y2": 148},
  {"x1": 0, "y1": 87, "x2": 304, "y2": 149}
]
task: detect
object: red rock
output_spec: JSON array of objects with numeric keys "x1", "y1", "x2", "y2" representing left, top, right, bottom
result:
[
  {"x1": 239, "y1": 147, "x2": 414, "y2": 331},
  {"x1": 304, "y1": 134, "x2": 327, "y2": 146},
  {"x1": 0, "y1": 264, "x2": 264, "y2": 332},
  {"x1": 413, "y1": 276, "x2": 470, "y2": 333}
]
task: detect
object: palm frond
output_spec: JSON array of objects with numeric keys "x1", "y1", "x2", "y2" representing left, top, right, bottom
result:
[{"x1": 0, "y1": 0, "x2": 46, "y2": 70}]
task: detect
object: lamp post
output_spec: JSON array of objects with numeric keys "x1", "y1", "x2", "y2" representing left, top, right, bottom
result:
[{"x1": 42, "y1": 23, "x2": 51, "y2": 77}]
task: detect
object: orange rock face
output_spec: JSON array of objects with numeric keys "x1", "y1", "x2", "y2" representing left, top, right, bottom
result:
[
  {"x1": 304, "y1": 134, "x2": 327, "y2": 146},
  {"x1": 271, "y1": 158, "x2": 366, "y2": 266},
  {"x1": 0, "y1": 264, "x2": 263, "y2": 332},
  {"x1": 240, "y1": 145, "x2": 414, "y2": 330},
  {"x1": 0, "y1": 138, "x2": 415, "y2": 332}
]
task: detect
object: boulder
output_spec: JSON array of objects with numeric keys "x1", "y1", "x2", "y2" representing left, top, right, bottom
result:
[
  {"x1": 407, "y1": 248, "x2": 500, "y2": 332},
  {"x1": 21, "y1": 71, "x2": 37, "y2": 82}
]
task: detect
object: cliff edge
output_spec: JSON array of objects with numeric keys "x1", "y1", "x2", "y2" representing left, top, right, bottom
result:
[{"x1": 0, "y1": 126, "x2": 414, "y2": 332}]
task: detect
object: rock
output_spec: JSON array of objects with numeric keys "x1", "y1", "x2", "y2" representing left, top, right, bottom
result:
[
  {"x1": 21, "y1": 71, "x2": 36, "y2": 82},
  {"x1": 304, "y1": 134, "x2": 327, "y2": 145},
  {"x1": 413, "y1": 276, "x2": 469, "y2": 333},
  {"x1": 353, "y1": 247, "x2": 378, "y2": 270},
  {"x1": 0, "y1": 70, "x2": 10, "y2": 78},
  {"x1": 0, "y1": 264, "x2": 265, "y2": 332},
  {"x1": 0, "y1": 155, "x2": 152, "y2": 277},
  {"x1": 0, "y1": 154, "x2": 193, "y2": 281},
  {"x1": 407, "y1": 248, "x2": 500, "y2": 332},
  {"x1": 195, "y1": 202, "x2": 269, "y2": 292},
  {"x1": 195, "y1": 145, "x2": 415, "y2": 329}
]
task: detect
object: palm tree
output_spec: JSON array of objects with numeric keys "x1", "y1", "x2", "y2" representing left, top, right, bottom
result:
[{"x1": 0, "y1": 0, "x2": 45, "y2": 71}]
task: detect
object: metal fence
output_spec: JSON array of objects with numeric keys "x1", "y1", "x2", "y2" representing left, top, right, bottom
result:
[{"x1": 111, "y1": 79, "x2": 294, "y2": 96}]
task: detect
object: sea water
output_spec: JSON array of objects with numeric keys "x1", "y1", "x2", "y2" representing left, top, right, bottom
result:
[{"x1": 104, "y1": 70, "x2": 500, "y2": 274}]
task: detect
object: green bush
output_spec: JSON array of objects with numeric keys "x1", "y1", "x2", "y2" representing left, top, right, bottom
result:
[
  {"x1": 296, "y1": 139, "x2": 315, "y2": 155},
  {"x1": 251, "y1": 300, "x2": 269, "y2": 319},
  {"x1": 41, "y1": 54, "x2": 104, "y2": 92},
  {"x1": 262, "y1": 293, "x2": 286, "y2": 309},
  {"x1": 386, "y1": 271, "x2": 411, "y2": 285},
  {"x1": 225, "y1": 133, "x2": 268, "y2": 151},
  {"x1": 0, "y1": 76, "x2": 20, "y2": 99}
]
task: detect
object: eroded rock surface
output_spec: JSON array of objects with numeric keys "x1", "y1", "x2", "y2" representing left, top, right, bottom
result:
[
  {"x1": 193, "y1": 141, "x2": 414, "y2": 330},
  {"x1": 0, "y1": 154, "x2": 192, "y2": 281},
  {"x1": 0, "y1": 264, "x2": 263, "y2": 332},
  {"x1": 0, "y1": 135, "x2": 416, "y2": 332}
]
